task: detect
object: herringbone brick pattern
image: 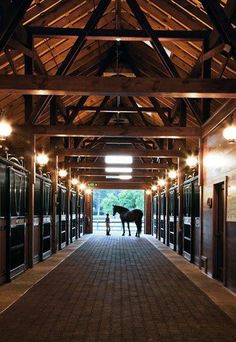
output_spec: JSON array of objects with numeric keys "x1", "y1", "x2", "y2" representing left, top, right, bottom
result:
[{"x1": 0, "y1": 236, "x2": 236, "y2": 341}]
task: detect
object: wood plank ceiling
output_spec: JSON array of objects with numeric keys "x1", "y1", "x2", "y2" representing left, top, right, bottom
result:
[{"x1": 0, "y1": 0, "x2": 235, "y2": 187}]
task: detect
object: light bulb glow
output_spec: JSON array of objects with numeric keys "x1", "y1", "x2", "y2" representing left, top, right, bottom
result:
[
  {"x1": 146, "y1": 189, "x2": 152, "y2": 195},
  {"x1": 36, "y1": 152, "x2": 49, "y2": 166},
  {"x1": 105, "y1": 167, "x2": 132, "y2": 173},
  {"x1": 0, "y1": 120, "x2": 12, "y2": 139},
  {"x1": 158, "y1": 178, "x2": 166, "y2": 187},
  {"x1": 79, "y1": 183, "x2": 86, "y2": 191},
  {"x1": 168, "y1": 169, "x2": 177, "y2": 180},
  {"x1": 119, "y1": 175, "x2": 132, "y2": 180},
  {"x1": 186, "y1": 155, "x2": 198, "y2": 168},
  {"x1": 151, "y1": 184, "x2": 158, "y2": 191},
  {"x1": 223, "y1": 125, "x2": 236, "y2": 143},
  {"x1": 105, "y1": 155, "x2": 133, "y2": 164},
  {"x1": 58, "y1": 169, "x2": 68, "y2": 178},
  {"x1": 71, "y1": 178, "x2": 78, "y2": 185}
]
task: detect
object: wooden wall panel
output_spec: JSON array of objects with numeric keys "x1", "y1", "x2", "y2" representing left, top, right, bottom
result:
[{"x1": 203, "y1": 116, "x2": 236, "y2": 291}]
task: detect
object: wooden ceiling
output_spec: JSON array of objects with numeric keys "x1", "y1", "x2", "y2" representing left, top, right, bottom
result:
[{"x1": 0, "y1": 0, "x2": 235, "y2": 187}]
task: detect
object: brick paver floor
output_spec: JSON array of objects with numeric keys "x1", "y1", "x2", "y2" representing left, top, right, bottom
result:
[{"x1": 0, "y1": 236, "x2": 236, "y2": 341}]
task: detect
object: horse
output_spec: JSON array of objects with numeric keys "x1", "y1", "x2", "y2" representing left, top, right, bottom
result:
[{"x1": 113, "y1": 205, "x2": 143, "y2": 237}]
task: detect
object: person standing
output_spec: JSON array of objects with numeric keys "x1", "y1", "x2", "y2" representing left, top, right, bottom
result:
[{"x1": 105, "y1": 213, "x2": 111, "y2": 236}]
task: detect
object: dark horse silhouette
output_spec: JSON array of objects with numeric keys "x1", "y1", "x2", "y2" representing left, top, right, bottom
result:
[{"x1": 113, "y1": 205, "x2": 143, "y2": 237}]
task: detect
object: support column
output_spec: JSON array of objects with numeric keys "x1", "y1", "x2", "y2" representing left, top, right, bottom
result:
[
  {"x1": 84, "y1": 191, "x2": 93, "y2": 234},
  {"x1": 199, "y1": 138, "x2": 204, "y2": 268},
  {"x1": 66, "y1": 168, "x2": 71, "y2": 244},
  {"x1": 145, "y1": 191, "x2": 152, "y2": 234},
  {"x1": 177, "y1": 158, "x2": 185, "y2": 254},
  {"x1": 165, "y1": 170, "x2": 170, "y2": 246},
  {"x1": 51, "y1": 154, "x2": 58, "y2": 253},
  {"x1": 26, "y1": 134, "x2": 36, "y2": 268}
]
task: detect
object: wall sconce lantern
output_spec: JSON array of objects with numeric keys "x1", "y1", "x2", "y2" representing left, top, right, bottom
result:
[
  {"x1": 168, "y1": 169, "x2": 177, "y2": 180},
  {"x1": 58, "y1": 168, "x2": 68, "y2": 178},
  {"x1": 186, "y1": 155, "x2": 198, "y2": 168},
  {"x1": 71, "y1": 177, "x2": 79, "y2": 186},
  {"x1": 157, "y1": 178, "x2": 166, "y2": 187},
  {"x1": 0, "y1": 110, "x2": 12, "y2": 141},
  {"x1": 36, "y1": 152, "x2": 49, "y2": 167},
  {"x1": 223, "y1": 125, "x2": 236, "y2": 144}
]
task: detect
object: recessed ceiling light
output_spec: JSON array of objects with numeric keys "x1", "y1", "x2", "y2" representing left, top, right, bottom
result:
[
  {"x1": 105, "y1": 155, "x2": 133, "y2": 164},
  {"x1": 119, "y1": 175, "x2": 132, "y2": 180},
  {"x1": 105, "y1": 167, "x2": 133, "y2": 173}
]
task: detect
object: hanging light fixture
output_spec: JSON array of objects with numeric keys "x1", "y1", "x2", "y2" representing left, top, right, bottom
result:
[
  {"x1": 58, "y1": 169, "x2": 68, "y2": 178},
  {"x1": 0, "y1": 109, "x2": 12, "y2": 140},
  {"x1": 223, "y1": 125, "x2": 236, "y2": 144},
  {"x1": 36, "y1": 152, "x2": 49, "y2": 166}
]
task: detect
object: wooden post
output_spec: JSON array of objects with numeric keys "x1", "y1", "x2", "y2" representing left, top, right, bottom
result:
[
  {"x1": 177, "y1": 157, "x2": 185, "y2": 254},
  {"x1": 26, "y1": 134, "x2": 36, "y2": 268},
  {"x1": 199, "y1": 138, "x2": 204, "y2": 268},
  {"x1": 84, "y1": 191, "x2": 93, "y2": 234},
  {"x1": 165, "y1": 170, "x2": 170, "y2": 246},
  {"x1": 51, "y1": 154, "x2": 58, "y2": 253},
  {"x1": 66, "y1": 168, "x2": 71, "y2": 244},
  {"x1": 145, "y1": 190, "x2": 152, "y2": 234}
]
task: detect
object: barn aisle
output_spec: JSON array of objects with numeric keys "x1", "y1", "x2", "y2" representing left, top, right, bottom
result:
[{"x1": 0, "y1": 236, "x2": 236, "y2": 342}]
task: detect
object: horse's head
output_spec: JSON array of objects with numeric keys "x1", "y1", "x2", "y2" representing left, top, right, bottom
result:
[{"x1": 112, "y1": 205, "x2": 117, "y2": 216}]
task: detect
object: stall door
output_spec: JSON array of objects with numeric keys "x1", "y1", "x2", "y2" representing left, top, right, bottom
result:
[
  {"x1": 214, "y1": 182, "x2": 225, "y2": 282},
  {"x1": 169, "y1": 188, "x2": 178, "y2": 251}
]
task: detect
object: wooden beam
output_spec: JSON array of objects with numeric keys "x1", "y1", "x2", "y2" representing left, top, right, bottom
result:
[
  {"x1": 1, "y1": 75, "x2": 235, "y2": 98},
  {"x1": 0, "y1": 0, "x2": 33, "y2": 51},
  {"x1": 82, "y1": 179, "x2": 152, "y2": 184},
  {"x1": 28, "y1": 27, "x2": 209, "y2": 41},
  {"x1": 202, "y1": 99, "x2": 236, "y2": 137},
  {"x1": 67, "y1": 106, "x2": 160, "y2": 113},
  {"x1": 74, "y1": 170, "x2": 163, "y2": 177},
  {"x1": 88, "y1": 183, "x2": 149, "y2": 189},
  {"x1": 66, "y1": 161, "x2": 171, "y2": 169},
  {"x1": 14, "y1": 125, "x2": 201, "y2": 138},
  {"x1": 54, "y1": 147, "x2": 184, "y2": 158}
]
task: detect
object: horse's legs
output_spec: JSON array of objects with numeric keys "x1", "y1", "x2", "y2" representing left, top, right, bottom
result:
[
  {"x1": 122, "y1": 221, "x2": 125, "y2": 236},
  {"x1": 135, "y1": 221, "x2": 141, "y2": 237},
  {"x1": 127, "y1": 222, "x2": 131, "y2": 236}
]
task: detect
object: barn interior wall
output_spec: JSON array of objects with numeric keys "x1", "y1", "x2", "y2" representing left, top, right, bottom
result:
[{"x1": 203, "y1": 117, "x2": 236, "y2": 292}]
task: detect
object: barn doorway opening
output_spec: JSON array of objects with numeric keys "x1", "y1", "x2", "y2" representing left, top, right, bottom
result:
[{"x1": 93, "y1": 189, "x2": 145, "y2": 236}]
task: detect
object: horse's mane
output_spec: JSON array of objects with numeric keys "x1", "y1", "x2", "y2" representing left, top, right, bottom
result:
[{"x1": 113, "y1": 205, "x2": 129, "y2": 211}]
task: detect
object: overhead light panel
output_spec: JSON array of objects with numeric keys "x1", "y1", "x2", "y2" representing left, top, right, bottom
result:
[
  {"x1": 105, "y1": 155, "x2": 133, "y2": 164},
  {"x1": 105, "y1": 167, "x2": 133, "y2": 173}
]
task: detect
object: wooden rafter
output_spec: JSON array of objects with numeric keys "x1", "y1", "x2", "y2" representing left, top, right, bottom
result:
[
  {"x1": 0, "y1": 0, "x2": 33, "y2": 51},
  {"x1": 30, "y1": 0, "x2": 112, "y2": 124},
  {"x1": 126, "y1": 0, "x2": 203, "y2": 124},
  {"x1": 200, "y1": 0, "x2": 236, "y2": 60}
]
